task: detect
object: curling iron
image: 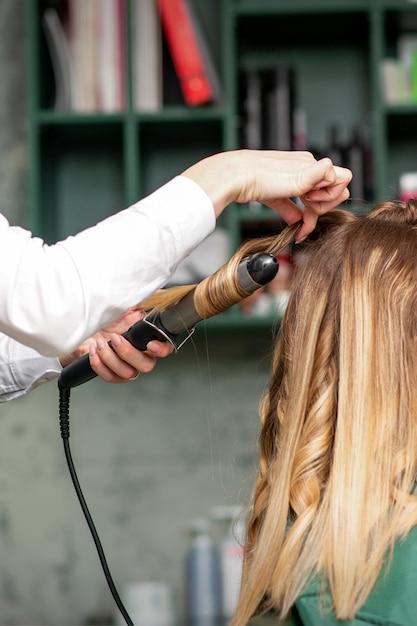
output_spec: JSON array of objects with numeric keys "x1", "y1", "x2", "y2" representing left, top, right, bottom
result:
[
  {"x1": 58, "y1": 251, "x2": 279, "y2": 390},
  {"x1": 57, "y1": 250, "x2": 279, "y2": 626}
]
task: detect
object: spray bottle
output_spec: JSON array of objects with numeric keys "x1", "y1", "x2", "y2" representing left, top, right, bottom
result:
[{"x1": 185, "y1": 517, "x2": 222, "y2": 626}]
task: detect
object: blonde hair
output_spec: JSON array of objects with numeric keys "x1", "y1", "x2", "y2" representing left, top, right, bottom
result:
[
  {"x1": 233, "y1": 201, "x2": 417, "y2": 624},
  {"x1": 143, "y1": 201, "x2": 417, "y2": 623}
]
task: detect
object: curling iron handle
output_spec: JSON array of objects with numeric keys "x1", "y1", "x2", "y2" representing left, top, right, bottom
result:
[
  {"x1": 58, "y1": 316, "x2": 168, "y2": 389},
  {"x1": 58, "y1": 252, "x2": 279, "y2": 390}
]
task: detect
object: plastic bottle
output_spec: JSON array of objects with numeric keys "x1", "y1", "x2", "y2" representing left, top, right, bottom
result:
[
  {"x1": 185, "y1": 517, "x2": 222, "y2": 626},
  {"x1": 400, "y1": 171, "x2": 417, "y2": 202},
  {"x1": 210, "y1": 506, "x2": 245, "y2": 625}
]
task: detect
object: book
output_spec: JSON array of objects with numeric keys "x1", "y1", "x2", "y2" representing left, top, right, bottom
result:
[
  {"x1": 96, "y1": 0, "x2": 126, "y2": 112},
  {"x1": 133, "y1": 0, "x2": 162, "y2": 111},
  {"x1": 65, "y1": 0, "x2": 126, "y2": 113},
  {"x1": 42, "y1": 8, "x2": 73, "y2": 111},
  {"x1": 67, "y1": 0, "x2": 97, "y2": 111},
  {"x1": 156, "y1": 0, "x2": 222, "y2": 106}
]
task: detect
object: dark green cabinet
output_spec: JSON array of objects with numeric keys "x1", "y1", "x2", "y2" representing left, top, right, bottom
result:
[{"x1": 26, "y1": 0, "x2": 417, "y2": 320}]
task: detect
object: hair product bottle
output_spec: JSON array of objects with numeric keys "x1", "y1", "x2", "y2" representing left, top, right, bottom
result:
[
  {"x1": 210, "y1": 506, "x2": 245, "y2": 625},
  {"x1": 185, "y1": 517, "x2": 222, "y2": 626}
]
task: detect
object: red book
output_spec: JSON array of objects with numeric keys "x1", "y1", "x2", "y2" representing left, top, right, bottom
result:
[{"x1": 156, "y1": 0, "x2": 221, "y2": 106}]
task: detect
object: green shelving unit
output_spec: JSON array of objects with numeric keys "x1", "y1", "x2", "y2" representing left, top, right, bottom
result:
[{"x1": 26, "y1": 0, "x2": 417, "y2": 326}]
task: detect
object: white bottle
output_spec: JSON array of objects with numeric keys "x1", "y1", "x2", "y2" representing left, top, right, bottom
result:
[{"x1": 210, "y1": 506, "x2": 245, "y2": 624}]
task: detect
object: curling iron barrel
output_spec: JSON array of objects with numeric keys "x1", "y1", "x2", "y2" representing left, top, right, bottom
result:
[{"x1": 58, "y1": 252, "x2": 279, "y2": 390}]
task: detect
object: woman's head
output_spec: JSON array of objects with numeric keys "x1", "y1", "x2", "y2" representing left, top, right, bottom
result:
[
  {"x1": 234, "y1": 201, "x2": 417, "y2": 624},
  {"x1": 279, "y1": 202, "x2": 417, "y2": 462},
  {"x1": 141, "y1": 200, "x2": 417, "y2": 623}
]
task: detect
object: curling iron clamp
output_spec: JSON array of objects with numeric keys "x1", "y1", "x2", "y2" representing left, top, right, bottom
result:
[{"x1": 58, "y1": 252, "x2": 279, "y2": 390}]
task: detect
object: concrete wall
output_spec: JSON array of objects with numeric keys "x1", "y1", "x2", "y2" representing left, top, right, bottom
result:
[
  {"x1": 0, "y1": 0, "x2": 27, "y2": 227},
  {"x1": 0, "y1": 333, "x2": 272, "y2": 625},
  {"x1": 0, "y1": 3, "x2": 273, "y2": 623}
]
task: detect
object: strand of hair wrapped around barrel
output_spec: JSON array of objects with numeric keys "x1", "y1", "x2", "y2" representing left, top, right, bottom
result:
[{"x1": 140, "y1": 221, "x2": 302, "y2": 319}]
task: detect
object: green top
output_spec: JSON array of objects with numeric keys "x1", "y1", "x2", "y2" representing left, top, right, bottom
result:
[
  {"x1": 251, "y1": 526, "x2": 417, "y2": 626},
  {"x1": 291, "y1": 525, "x2": 417, "y2": 625}
]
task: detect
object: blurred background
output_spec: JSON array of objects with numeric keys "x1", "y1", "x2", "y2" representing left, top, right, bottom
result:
[
  {"x1": 0, "y1": 2, "x2": 273, "y2": 624},
  {"x1": 4, "y1": 0, "x2": 417, "y2": 623}
]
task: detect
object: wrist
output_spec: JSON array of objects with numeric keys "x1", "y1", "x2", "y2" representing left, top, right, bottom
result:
[
  {"x1": 58, "y1": 353, "x2": 74, "y2": 367},
  {"x1": 182, "y1": 151, "x2": 246, "y2": 217},
  {"x1": 58, "y1": 344, "x2": 86, "y2": 367}
]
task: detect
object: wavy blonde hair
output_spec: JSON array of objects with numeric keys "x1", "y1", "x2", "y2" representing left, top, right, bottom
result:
[
  {"x1": 142, "y1": 201, "x2": 417, "y2": 623},
  {"x1": 232, "y1": 200, "x2": 417, "y2": 624}
]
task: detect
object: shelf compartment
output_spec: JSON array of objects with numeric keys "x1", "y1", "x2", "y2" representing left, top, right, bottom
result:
[
  {"x1": 37, "y1": 122, "x2": 125, "y2": 242},
  {"x1": 385, "y1": 111, "x2": 417, "y2": 200},
  {"x1": 137, "y1": 118, "x2": 224, "y2": 196},
  {"x1": 237, "y1": 10, "x2": 370, "y2": 148}
]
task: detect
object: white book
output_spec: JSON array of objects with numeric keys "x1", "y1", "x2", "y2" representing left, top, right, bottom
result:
[
  {"x1": 68, "y1": 0, "x2": 98, "y2": 112},
  {"x1": 134, "y1": 0, "x2": 162, "y2": 111},
  {"x1": 96, "y1": 0, "x2": 126, "y2": 112},
  {"x1": 42, "y1": 8, "x2": 73, "y2": 111}
]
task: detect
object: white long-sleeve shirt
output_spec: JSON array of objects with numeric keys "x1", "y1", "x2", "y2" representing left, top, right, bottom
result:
[
  {"x1": 0, "y1": 175, "x2": 215, "y2": 401},
  {"x1": 0, "y1": 335, "x2": 61, "y2": 401}
]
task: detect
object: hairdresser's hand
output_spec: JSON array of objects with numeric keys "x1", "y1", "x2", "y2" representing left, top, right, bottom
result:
[
  {"x1": 59, "y1": 307, "x2": 172, "y2": 383},
  {"x1": 182, "y1": 150, "x2": 352, "y2": 242}
]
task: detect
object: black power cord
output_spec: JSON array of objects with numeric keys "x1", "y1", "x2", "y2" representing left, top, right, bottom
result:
[{"x1": 58, "y1": 384, "x2": 133, "y2": 626}]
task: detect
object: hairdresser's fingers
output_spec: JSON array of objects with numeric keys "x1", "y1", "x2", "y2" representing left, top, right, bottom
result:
[
  {"x1": 301, "y1": 164, "x2": 352, "y2": 201},
  {"x1": 247, "y1": 156, "x2": 350, "y2": 211},
  {"x1": 89, "y1": 335, "x2": 164, "y2": 384},
  {"x1": 111, "y1": 334, "x2": 172, "y2": 363},
  {"x1": 299, "y1": 194, "x2": 351, "y2": 241},
  {"x1": 276, "y1": 161, "x2": 351, "y2": 241},
  {"x1": 262, "y1": 178, "x2": 351, "y2": 243},
  {"x1": 89, "y1": 338, "x2": 142, "y2": 383},
  {"x1": 296, "y1": 169, "x2": 351, "y2": 241},
  {"x1": 262, "y1": 197, "x2": 304, "y2": 225},
  {"x1": 61, "y1": 306, "x2": 147, "y2": 368},
  {"x1": 145, "y1": 340, "x2": 173, "y2": 358},
  {"x1": 291, "y1": 160, "x2": 351, "y2": 210}
]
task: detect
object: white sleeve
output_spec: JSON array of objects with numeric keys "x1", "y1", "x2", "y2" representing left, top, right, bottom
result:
[
  {"x1": 0, "y1": 176, "x2": 215, "y2": 356},
  {"x1": 0, "y1": 334, "x2": 62, "y2": 402}
]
